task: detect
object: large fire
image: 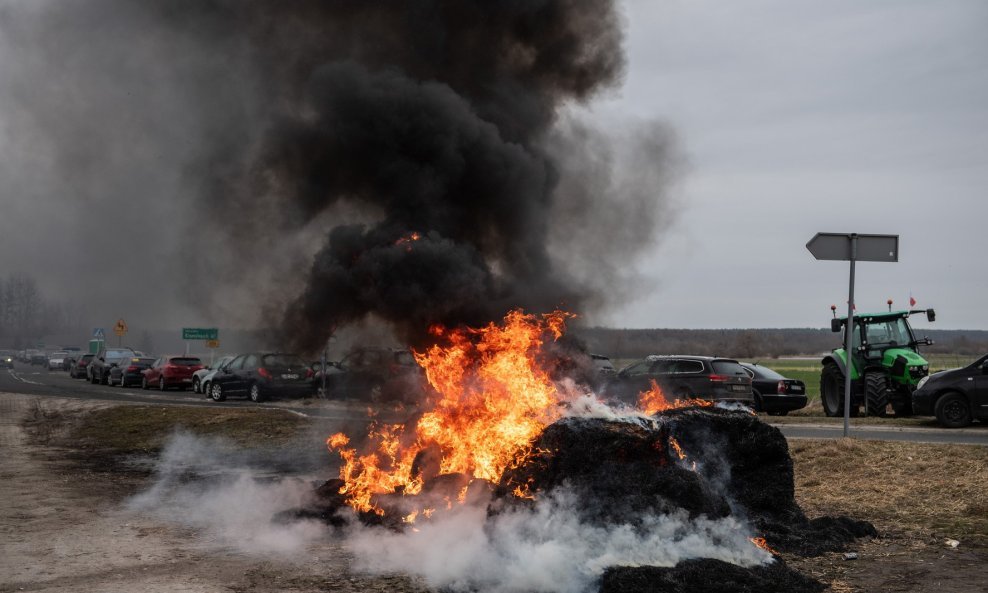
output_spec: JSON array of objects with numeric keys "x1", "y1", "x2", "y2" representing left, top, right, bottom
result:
[{"x1": 327, "y1": 309, "x2": 715, "y2": 517}]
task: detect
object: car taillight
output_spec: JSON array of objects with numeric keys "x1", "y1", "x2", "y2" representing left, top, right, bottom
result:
[
  {"x1": 127, "y1": 365, "x2": 139, "y2": 372},
  {"x1": 305, "y1": 368, "x2": 314, "y2": 379},
  {"x1": 258, "y1": 367, "x2": 273, "y2": 379},
  {"x1": 777, "y1": 380, "x2": 786, "y2": 394},
  {"x1": 165, "y1": 364, "x2": 178, "y2": 373},
  {"x1": 708, "y1": 374, "x2": 728, "y2": 382}
]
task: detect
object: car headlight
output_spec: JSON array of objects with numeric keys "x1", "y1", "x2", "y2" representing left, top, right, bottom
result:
[{"x1": 916, "y1": 376, "x2": 929, "y2": 391}]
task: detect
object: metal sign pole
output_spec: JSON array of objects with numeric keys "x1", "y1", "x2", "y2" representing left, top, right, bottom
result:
[{"x1": 843, "y1": 235, "x2": 857, "y2": 438}]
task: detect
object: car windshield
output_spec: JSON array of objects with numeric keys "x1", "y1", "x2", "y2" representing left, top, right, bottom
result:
[
  {"x1": 262, "y1": 354, "x2": 306, "y2": 368},
  {"x1": 745, "y1": 364, "x2": 785, "y2": 380},
  {"x1": 169, "y1": 357, "x2": 202, "y2": 366},
  {"x1": 711, "y1": 361, "x2": 747, "y2": 376}
]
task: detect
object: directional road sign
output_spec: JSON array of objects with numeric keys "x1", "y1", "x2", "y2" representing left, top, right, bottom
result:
[
  {"x1": 182, "y1": 327, "x2": 218, "y2": 341},
  {"x1": 806, "y1": 233, "x2": 898, "y2": 262}
]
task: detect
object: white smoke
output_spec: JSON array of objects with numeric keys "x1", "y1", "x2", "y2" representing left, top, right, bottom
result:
[
  {"x1": 348, "y1": 487, "x2": 770, "y2": 593},
  {"x1": 127, "y1": 431, "x2": 325, "y2": 554}
]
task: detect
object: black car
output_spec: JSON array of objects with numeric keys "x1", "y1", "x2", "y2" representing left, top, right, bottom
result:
[
  {"x1": 605, "y1": 355, "x2": 754, "y2": 405},
  {"x1": 69, "y1": 354, "x2": 95, "y2": 378},
  {"x1": 739, "y1": 363, "x2": 808, "y2": 416},
  {"x1": 208, "y1": 352, "x2": 314, "y2": 402},
  {"x1": 108, "y1": 356, "x2": 156, "y2": 387},
  {"x1": 912, "y1": 354, "x2": 988, "y2": 428},
  {"x1": 324, "y1": 347, "x2": 425, "y2": 402},
  {"x1": 89, "y1": 347, "x2": 139, "y2": 384}
]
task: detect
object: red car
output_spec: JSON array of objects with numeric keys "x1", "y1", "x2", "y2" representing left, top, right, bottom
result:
[{"x1": 142, "y1": 355, "x2": 205, "y2": 391}]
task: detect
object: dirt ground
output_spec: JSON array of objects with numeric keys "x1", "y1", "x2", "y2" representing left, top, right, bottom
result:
[{"x1": 1, "y1": 392, "x2": 985, "y2": 592}]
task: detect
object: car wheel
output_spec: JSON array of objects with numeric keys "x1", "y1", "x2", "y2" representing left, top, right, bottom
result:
[
  {"x1": 159, "y1": 377, "x2": 167, "y2": 391},
  {"x1": 108, "y1": 374, "x2": 116, "y2": 386},
  {"x1": 100, "y1": 372, "x2": 109, "y2": 385},
  {"x1": 249, "y1": 383, "x2": 264, "y2": 403},
  {"x1": 752, "y1": 389, "x2": 764, "y2": 413},
  {"x1": 934, "y1": 392, "x2": 972, "y2": 428},
  {"x1": 141, "y1": 376, "x2": 149, "y2": 390},
  {"x1": 192, "y1": 377, "x2": 200, "y2": 394},
  {"x1": 368, "y1": 382, "x2": 384, "y2": 403},
  {"x1": 210, "y1": 383, "x2": 226, "y2": 402},
  {"x1": 202, "y1": 382, "x2": 210, "y2": 399}
]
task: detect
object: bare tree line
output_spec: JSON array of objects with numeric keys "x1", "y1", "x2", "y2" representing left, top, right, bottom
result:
[{"x1": 0, "y1": 274, "x2": 87, "y2": 348}]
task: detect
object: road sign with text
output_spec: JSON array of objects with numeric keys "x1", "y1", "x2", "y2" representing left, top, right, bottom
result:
[{"x1": 182, "y1": 328, "x2": 218, "y2": 341}]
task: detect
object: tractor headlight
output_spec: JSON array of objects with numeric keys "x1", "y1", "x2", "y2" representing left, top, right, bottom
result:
[{"x1": 916, "y1": 376, "x2": 930, "y2": 391}]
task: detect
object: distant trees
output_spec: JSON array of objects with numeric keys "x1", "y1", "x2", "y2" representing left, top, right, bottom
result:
[{"x1": 0, "y1": 274, "x2": 84, "y2": 348}]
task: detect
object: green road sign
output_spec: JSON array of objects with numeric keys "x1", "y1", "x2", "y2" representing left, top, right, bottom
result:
[{"x1": 182, "y1": 327, "x2": 218, "y2": 340}]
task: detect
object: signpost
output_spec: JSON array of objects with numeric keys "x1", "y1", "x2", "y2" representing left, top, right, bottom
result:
[
  {"x1": 113, "y1": 319, "x2": 128, "y2": 346},
  {"x1": 806, "y1": 233, "x2": 899, "y2": 437},
  {"x1": 182, "y1": 328, "x2": 219, "y2": 357}
]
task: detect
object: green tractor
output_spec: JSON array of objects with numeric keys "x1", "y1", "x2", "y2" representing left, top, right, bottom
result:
[{"x1": 820, "y1": 308, "x2": 935, "y2": 417}]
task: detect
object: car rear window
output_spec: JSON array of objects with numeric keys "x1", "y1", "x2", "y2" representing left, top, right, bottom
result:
[
  {"x1": 395, "y1": 351, "x2": 416, "y2": 365},
  {"x1": 81, "y1": 354, "x2": 94, "y2": 361},
  {"x1": 746, "y1": 365, "x2": 785, "y2": 380},
  {"x1": 262, "y1": 354, "x2": 306, "y2": 368},
  {"x1": 711, "y1": 361, "x2": 747, "y2": 376},
  {"x1": 170, "y1": 357, "x2": 202, "y2": 366}
]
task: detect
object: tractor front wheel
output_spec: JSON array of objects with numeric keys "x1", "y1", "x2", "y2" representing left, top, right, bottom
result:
[
  {"x1": 820, "y1": 363, "x2": 845, "y2": 417},
  {"x1": 864, "y1": 372, "x2": 890, "y2": 417}
]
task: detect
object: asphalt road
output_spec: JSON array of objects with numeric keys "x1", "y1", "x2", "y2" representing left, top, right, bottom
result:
[{"x1": 3, "y1": 362, "x2": 987, "y2": 445}]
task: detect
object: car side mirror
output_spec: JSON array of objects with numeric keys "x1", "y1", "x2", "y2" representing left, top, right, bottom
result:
[
  {"x1": 981, "y1": 361, "x2": 988, "y2": 374},
  {"x1": 831, "y1": 319, "x2": 842, "y2": 332},
  {"x1": 926, "y1": 308, "x2": 936, "y2": 322}
]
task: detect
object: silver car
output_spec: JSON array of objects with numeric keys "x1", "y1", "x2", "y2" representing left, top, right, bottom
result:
[{"x1": 193, "y1": 355, "x2": 237, "y2": 395}]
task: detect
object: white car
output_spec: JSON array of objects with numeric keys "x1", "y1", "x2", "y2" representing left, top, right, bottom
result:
[
  {"x1": 193, "y1": 355, "x2": 237, "y2": 395},
  {"x1": 47, "y1": 351, "x2": 69, "y2": 370}
]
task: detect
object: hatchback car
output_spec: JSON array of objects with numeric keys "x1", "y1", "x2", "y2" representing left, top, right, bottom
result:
[
  {"x1": 47, "y1": 351, "x2": 70, "y2": 371},
  {"x1": 604, "y1": 355, "x2": 754, "y2": 405},
  {"x1": 739, "y1": 363, "x2": 808, "y2": 416},
  {"x1": 324, "y1": 347, "x2": 425, "y2": 402},
  {"x1": 69, "y1": 354, "x2": 95, "y2": 378},
  {"x1": 142, "y1": 356, "x2": 205, "y2": 390},
  {"x1": 912, "y1": 354, "x2": 988, "y2": 428},
  {"x1": 109, "y1": 357, "x2": 156, "y2": 387},
  {"x1": 193, "y1": 355, "x2": 237, "y2": 395},
  {"x1": 208, "y1": 352, "x2": 314, "y2": 402}
]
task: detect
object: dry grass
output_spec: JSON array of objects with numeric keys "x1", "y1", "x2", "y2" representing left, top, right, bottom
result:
[
  {"x1": 70, "y1": 405, "x2": 311, "y2": 454},
  {"x1": 790, "y1": 439, "x2": 988, "y2": 545}
]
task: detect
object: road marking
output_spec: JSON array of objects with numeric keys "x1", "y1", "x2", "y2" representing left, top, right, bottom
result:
[{"x1": 7, "y1": 370, "x2": 44, "y2": 385}]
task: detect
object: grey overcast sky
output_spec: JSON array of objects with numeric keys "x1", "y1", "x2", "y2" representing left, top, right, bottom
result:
[
  {"x1": 0, "y1": 1, "x2": 985, "y2": 332},
  {"x1": 592, "y1": 0, "x2": 988, "y2": 330}
]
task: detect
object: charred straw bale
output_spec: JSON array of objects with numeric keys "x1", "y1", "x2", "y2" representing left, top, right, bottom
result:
[{"x1": 599, "y1": 559, "x2": 825, "y2": 593}]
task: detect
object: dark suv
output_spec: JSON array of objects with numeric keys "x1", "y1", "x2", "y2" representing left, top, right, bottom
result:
[
  {"x1": 604, "y1": 355, "x2": 753, "y2": 405},
  {"x1": 912, "y1": 353, "x2": 988, "y2": 428},
  {"x1": 324, "y1": 347, "x2": 425, "y2": 402},
  {"x1": 208, "y1": 352, "x2": 314, "y2": 402}
]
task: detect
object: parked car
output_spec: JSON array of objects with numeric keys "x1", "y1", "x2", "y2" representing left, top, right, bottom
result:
[
  {"x1": 208, "y1": 352, "x2": 314, "y2": 402},
  {"x1": 0, "y1": 350, "x2": 14, "y2": 369},
  {"x1": 604, "y1": 355, "x2": 754, "y2": 405},
  {"x1": 109, "y1": 356, "x2": 156, "y2": 387},
  {"x1": 193, "y1": 355, "x2": 237, "y2": 395},
  {"x1": 324, "y1": 347, "x2": 425, "y2": 402},
  {"x1": 30, "y1": 351, "x2": 47, "y2": 366},
  {"x1": 739, "y1": 362, "x2": 808, "y2": 416},
  {"x1": 912, "y1": 354, "x2": 988, "y2": 428},
  {"x1": 47, "y1": 351, "x2": 70, "y2": 371},
  {"x1": 89, "y1": 347, "x2": 140, "y2": 384},
  {"x1": 141, "y1": 355, "x2": 205, "y2": 390},
  {"x1": 69, "y1": 354, "x2": 95, "y2": 378}
]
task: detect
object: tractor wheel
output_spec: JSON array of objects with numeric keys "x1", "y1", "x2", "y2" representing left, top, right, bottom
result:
[
  {"x1": 864, "y1": 372, "x2": 890, "y2": 417},
  {"x1": 934, "y1": 392, "x2": 972, "y2": 428},
  {"x1": 820, "y1": 363, "x2": 845, "y2": 417}
]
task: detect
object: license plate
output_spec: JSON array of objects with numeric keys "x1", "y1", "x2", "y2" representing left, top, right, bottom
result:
[
  {"x1": 282, "y1": 374, "x2": 299, "y2": 380},
  {"x1": 731, "y1": 384, "x2": 747, "y2": 392},
  {"x1": 182, "y1": 378, "x2": 192, "y2": 382},
  {"x1": 790, "y1": 386, "x2": 803, "y2": 392}
]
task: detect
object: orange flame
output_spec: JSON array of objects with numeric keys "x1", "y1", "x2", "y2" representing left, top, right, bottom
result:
[
  {"x1": 638, "y1": 379, "x2": 715, "y2": 415},
  {"x1": 668, "y1": 437, "x2": 687, "y2": 461},
  {"x1": 327, "y1": 310, "x2": 574, "y2": 515},
  {"x1": 396, "y1": 232, "x2": 423, "y2": 251},
  {"x1": 749, "y1": 537, "x2": 778, "y2": 555}
]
